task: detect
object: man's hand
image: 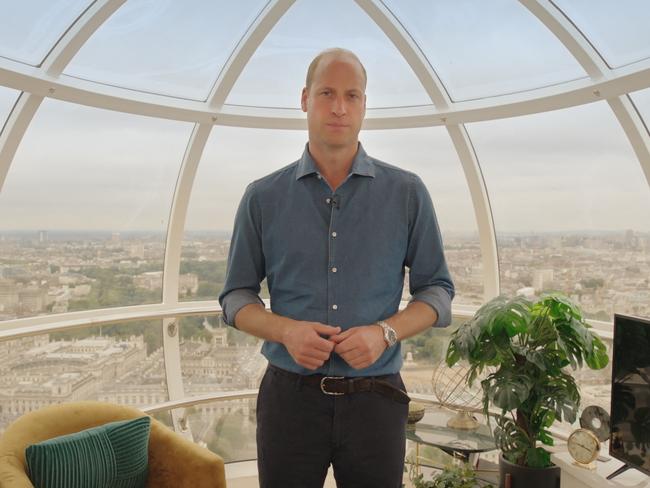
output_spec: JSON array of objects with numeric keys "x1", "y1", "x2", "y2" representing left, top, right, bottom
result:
[
  {"x1": 330, "y1": 325, "x2": 387, "y2": 370},
  {"x1": 282, "y1": 322, "x2": 341, "y2": 370}
]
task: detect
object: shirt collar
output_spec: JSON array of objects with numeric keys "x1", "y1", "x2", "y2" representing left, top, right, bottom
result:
[{"x1": 295, "y1": 142, "x2": 375, "y2": 180}]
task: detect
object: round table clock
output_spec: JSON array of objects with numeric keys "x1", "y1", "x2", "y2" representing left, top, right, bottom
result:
[{"x1": 568, "y1": 428, "x2": 600, "y2": 467}]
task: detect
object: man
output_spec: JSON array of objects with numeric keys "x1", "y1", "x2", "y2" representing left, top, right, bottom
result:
[{"x1": 219, "y1": 48, "x2": 454, "y2": 488}]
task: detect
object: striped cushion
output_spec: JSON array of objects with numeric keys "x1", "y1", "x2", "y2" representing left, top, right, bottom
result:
[{"x1": 26, "y1": 416, "x2": 150, "y2": 488}]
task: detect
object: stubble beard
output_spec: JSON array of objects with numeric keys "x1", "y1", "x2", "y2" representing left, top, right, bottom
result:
[{"x1": 321, "y1": 126, "x2": 359, "y2": 152}]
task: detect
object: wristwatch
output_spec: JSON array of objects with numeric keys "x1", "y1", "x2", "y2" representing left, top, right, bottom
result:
[{"x1": 377, "y1": 320, "x2": 398, "y2": 348}]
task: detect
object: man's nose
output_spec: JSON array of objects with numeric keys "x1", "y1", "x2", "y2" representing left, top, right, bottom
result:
[{"x1": 331, "y1": 97, "x2": 346, "y2": 116}]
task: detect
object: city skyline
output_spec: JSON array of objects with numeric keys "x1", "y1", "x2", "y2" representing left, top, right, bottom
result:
[{"x1": 2, "y1": 230, "x2": 648, "y2": 320}]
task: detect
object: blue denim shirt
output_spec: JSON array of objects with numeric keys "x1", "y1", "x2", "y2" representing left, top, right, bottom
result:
[{"x1": 219, "y1": 143, "x2": 454, "y2": 377}]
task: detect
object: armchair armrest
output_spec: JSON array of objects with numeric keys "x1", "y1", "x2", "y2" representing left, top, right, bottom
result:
[{"x1": 147, "y1": 418, "x2": 226, "y2": 488}]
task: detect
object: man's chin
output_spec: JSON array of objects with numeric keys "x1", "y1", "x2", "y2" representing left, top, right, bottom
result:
[{"x1": 321, "y1": 136, "x2": 358, "y2": 150}]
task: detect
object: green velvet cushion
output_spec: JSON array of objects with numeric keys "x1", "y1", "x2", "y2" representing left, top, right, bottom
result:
[{"x1": 26, "y1": 416, "x2": 150, "y2": 488}]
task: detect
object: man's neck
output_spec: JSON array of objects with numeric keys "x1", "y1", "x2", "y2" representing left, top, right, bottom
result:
[{"x1": 308, "y1": 141, "x2": 359, "y2": 191}]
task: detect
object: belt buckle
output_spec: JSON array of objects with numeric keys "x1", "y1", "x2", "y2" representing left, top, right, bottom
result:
[{"x1": 320, "y1": 376, "x2": 345, "y2": 396}]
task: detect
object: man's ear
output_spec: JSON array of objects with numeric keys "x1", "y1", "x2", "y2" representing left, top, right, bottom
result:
[{"x1": 301, "y1": 87, "x2": 308, "y2": 112}]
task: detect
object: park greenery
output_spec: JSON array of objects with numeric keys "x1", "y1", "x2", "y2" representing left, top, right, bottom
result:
[{"x1": 53, "y1": 260, "x2": 230, "y2": 352}]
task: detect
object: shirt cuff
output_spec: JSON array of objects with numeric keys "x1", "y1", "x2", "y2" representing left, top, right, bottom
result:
[
  {"x1": 220, "y1": 288, "x2": 265, "y2": 327},
  {"x1": 409, "y1": 286, "x2": 453, "y2": 327}
]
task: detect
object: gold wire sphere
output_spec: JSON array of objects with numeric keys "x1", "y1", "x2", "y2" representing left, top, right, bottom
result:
[{"x1": 431, "y1": 359, "x2": 485, "y2": 430}]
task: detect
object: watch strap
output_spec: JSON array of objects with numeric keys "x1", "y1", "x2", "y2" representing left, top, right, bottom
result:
[{"x1": 377, "y1": 320, "x2": 397, "y2": 347}]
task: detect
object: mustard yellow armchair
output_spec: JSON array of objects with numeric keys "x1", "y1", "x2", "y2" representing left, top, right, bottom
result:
[{"x1": 0, "y1": 401, "x2": 226, "y2": 488}]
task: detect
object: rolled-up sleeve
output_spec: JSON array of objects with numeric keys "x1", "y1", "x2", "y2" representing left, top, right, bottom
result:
[
  {"x1": 218, "y1": 182, "x2": 266, "y2": 326},
  {"x1": 405, "y1": 175, "x2": 455, "y2": 327}
]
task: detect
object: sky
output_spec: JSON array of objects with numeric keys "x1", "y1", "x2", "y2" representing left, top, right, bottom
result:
[{"x1": 0, "y1": 0, "x2": 650, "y2": 235}]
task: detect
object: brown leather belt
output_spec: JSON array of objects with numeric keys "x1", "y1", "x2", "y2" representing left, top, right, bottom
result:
[{"x1": 268, "y1": 365, "x2": 411, "y2": 405}]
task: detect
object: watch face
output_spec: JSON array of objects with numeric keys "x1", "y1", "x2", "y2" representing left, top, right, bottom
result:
[
  {"x1": 386, "y1": 328, "x2": 397, "y2": 345},
  {"x1": 568, "y1": 428, "x2": 600, "y2": 465},
  {"x1": 379, "y1": 321, "x2": 397, "y2": 346}
]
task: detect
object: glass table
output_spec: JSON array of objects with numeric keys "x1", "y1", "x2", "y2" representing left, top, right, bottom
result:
[{"x1": 406, "y1": 406, "x2": 497, "y2": 469}]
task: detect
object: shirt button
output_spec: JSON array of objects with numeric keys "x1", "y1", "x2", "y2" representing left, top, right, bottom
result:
[
  {"x1": 332, "y1": 304, "x2": 338, "y2": 310},
  {"x1": 317, "y1": 175, "x2": 322, "y2": 179},
  {"x1": 331, "y1": 231, "x2": 337, "y2": 237},
  {"x1": 331, "y1": 267, "x2": 337, "y2": 273},
  {"x1": 326, "y1": 198, "x2": 331, "y2": 204}
]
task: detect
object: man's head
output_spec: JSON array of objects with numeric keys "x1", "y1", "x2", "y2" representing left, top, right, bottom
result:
[
  {"x1": 305, "y1": 48, "x2": 367, "y2": 91},
  {"x1": 301, "y1": 48, "x2": 367, "y2": 152}
]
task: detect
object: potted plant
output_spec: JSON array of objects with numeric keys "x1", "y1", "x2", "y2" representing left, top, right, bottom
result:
[
  {"x1": 410, "y1": 462, "x2": 494, "y2": 488},
  {"x1": 445, "y1": 293, "x2": 609, "y2": 488}
]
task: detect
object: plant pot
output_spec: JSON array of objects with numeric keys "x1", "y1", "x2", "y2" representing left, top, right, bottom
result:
[{"x1": 499, "y1": 454, "x2": 560, "y2": 488}]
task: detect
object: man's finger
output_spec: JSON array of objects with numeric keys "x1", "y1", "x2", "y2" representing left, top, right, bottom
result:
[
  {"x1": 298, "y1": 354, "x2": 323, "y2": 369},
  {"x1": 312, "y1": 324, "x2": 341, "y2": 336},
  {"x1": 340, "y1": 349, "x2": 365, "y2": 364},
  {"x1": 302, "y1": 361, "x2": 321, "y2": 370},
  {"x1": 334, "y1": 340, "x2": 359, "y2": 355},
  {"x1": 312, "y1": 335, "x2": 336, "y2": 352},
  {"x1": 303, "y1": 348, "x2": 330, "y2": 361},
  {"x1": 329, "y1": 328, "x2": 355, "y2": 343}
]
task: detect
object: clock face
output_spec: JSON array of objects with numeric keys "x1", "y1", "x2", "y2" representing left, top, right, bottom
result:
[{"x1": 568, "y1": 428, "x2": 600, "y2": 465}]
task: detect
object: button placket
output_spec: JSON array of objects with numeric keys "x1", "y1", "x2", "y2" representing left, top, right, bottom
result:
[{"x1": 327, "y1": 190, "x2": 339, "y2": 323}]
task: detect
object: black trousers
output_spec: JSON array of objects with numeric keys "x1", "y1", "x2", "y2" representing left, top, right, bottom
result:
[{"x1": 256, "y1": 365, "x2": 409, "y2": 488}]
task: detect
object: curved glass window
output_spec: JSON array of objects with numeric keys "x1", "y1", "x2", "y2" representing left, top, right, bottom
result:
[
  {"x1": 382, "y1": 0, "x2": 587, "y2": 101},
  {"x1": 179, "y1": 315, "x2": 262, "y2": 461},
  {"x1": 0, "y1": 321, "x2": 167, "y2": 431},
  {"x1": 181, "y1": 127, "x2": 306, "y2": 302},
  {"x1": 0, "y1": 99, "x2": 193, "y2": 319},
  {"x1": 65, "y1": 0, "x2": 268, "y2": 100},
  {"x1": 361, "y1": 128, "x2": 483, "y2": 308},
  {"x1": 400, "y1": 315, "x2": 464, "y2": 398},
  {"x1": 467, "y1": 101, "x2": 650, "y2": 324},
  {"x1": 183, "y1": 394, "x2": 259, "y2": 463},
  {"x1": 179, "y1": 316, "x2": 263, "y2": 383},
  {"x1": 0, "y1": 86, "x2": 19, "y2": 129},
  {"x1": 0, "y1": 0, "x2": 92, "y2": 66},
  {"x1": 225, "y1": 0, "x2": 431, "y2": 109},
  {"x1": 552, "y1": 0, "x2": 650, "y2": 68}
]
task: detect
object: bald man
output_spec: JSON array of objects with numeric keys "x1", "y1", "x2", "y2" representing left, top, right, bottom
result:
[{"x1": 220, "y1": 48, "x2": 454, "y2": 488}]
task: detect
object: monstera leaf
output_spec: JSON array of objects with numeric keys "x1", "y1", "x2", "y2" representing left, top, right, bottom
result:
[{"x1": 447, "y1": 293, "x2": 609, "y2": 467}]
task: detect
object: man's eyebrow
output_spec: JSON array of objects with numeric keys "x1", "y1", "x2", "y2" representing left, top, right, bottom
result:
[{"x1": 313, "y1": 86, "x2": 363, "y2": 94}]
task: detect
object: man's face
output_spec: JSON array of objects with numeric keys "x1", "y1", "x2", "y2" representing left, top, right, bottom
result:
[{"x1": 301, "y1": 55, "x2": 366, "y2": 151}]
